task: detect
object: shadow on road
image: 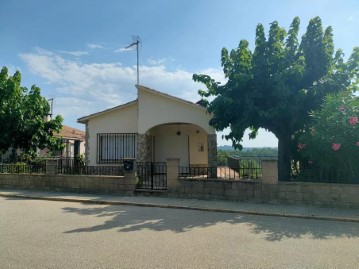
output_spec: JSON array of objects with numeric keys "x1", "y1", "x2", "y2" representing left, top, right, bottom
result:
[{"x1": 62, "y1": 203, "x2": 359, "y2": 241}]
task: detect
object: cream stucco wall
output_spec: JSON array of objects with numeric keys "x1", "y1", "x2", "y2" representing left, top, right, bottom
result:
[
  {"x1": 137, "y1": 86, "x2": 216, "y2": 135},
  {"x1": 150, "y1": 124, "x2": 208, "y2": 165},
  {"x1": 86, "y1": 102, "x2": 138, "y2": 165}
]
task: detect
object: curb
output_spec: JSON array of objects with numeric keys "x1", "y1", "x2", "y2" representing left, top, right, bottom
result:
[{"x1": 1, "y1": 193, "x2": 359, "y2": 223}]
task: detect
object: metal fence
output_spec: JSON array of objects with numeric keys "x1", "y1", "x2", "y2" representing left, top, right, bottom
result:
[
  {"x1": 0, "y1": 158, "x2": 124, "y2": 176},
  {"x1": 227, "y1": 156, "x2": 271, "y2": 179},
  {"x1": 179, "y1": 166, "x2": 217, "y2": 179},
  {"x1": 59, "y1": 165, "x2": 124, "y2": 176},
  {"x1": 291, "y1": 161, "x2": 359, "y2": 184},
  {"x1": 179, "y1": 156, "x2": 276, "y2": 180},
  {"x1": 136, "y1": 162, "x2": 167, "y2": 190},
  {"x1": 0, "y1": 163, "x2": 46, "y2": 174}
]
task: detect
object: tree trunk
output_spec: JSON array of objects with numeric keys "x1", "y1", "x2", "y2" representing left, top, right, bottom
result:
[{"x1": 278, "y1": 133, "x2": 292, "y2": 181}]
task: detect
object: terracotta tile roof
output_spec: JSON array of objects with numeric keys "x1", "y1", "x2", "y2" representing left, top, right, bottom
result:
[{"x1": 55, "y1": 125, "x2": 85, "y2": 141}]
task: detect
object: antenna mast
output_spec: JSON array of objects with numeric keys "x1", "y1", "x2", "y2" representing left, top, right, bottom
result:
[
  {"x1": 47, "y1": 98, "x2": 54, "y2": 117},
  {"x1": 125, "y1": 36, "x2": 141, "y2": 85}
]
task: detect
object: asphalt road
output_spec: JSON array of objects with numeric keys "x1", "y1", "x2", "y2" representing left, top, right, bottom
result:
[{"x1": 1, "y1": 197, "x2": 359, "y2": 269}]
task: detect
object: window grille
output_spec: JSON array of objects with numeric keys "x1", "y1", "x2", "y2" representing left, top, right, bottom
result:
[{"x1": 97, "y1": 133, "x2": 137, "y2": 163}]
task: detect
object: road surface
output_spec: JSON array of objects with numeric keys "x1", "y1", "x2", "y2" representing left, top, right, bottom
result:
[{"x1": 1, "y1": 197, "x2": 359, "y2": 268}]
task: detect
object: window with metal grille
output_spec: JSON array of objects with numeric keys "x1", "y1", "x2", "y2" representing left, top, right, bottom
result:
[{"x1": 97, "y1": 133, "x2": 137, "y2": 163}]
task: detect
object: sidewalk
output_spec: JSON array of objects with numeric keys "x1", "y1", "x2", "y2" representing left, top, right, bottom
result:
[{"x1": 1, "y1": 189, "x2": 359, "y2": 223}]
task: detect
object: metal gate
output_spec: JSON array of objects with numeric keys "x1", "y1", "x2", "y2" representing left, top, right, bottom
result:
[{"x1": 136, "y1": 162, "x2": 167, "y2": 190}]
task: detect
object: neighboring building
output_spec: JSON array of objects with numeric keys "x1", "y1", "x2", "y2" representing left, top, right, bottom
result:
[
  {"x1": 39, "y1": 125, "x2": 86, "y2": 158},
  {"x1": 1, "y1": 125, "x2": 85, "y2": 162},
  {"x1": 77, "y1": 85, "x2": 217, "y2": 167}
]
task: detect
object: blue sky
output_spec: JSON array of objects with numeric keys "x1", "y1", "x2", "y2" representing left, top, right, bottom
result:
[{"x1": 1, "y1": 0, "x2": 358, "y2": 147}]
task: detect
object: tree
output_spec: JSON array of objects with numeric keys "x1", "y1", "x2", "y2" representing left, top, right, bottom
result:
[
  {"x1": 193, "y1": 16, "x2": 359, "y2": 181},
  {"x1": 297, "y1": 90, "x2": 359, "y2": 180},
  {"x1": 0, "y1": 67, "x2": 63, "y2": 159}
]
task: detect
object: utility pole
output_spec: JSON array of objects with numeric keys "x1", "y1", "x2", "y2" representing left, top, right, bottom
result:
[{"x1": 125, "y1": 36, "x2": 141, "y2": 85}]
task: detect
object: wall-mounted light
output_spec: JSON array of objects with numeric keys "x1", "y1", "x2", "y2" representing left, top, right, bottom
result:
[{"x1": 177, "y1": 124, "x2": 181, "y2": 136}]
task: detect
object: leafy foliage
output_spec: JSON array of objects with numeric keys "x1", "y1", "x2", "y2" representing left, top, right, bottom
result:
[
  {"x1": 0, "y1": 67, "x2": 63, "y2": 157},
  {"x1": 193, "y1": 17, "x2": 359, "y2": 180},
  {"x1": 297, "y1": 90, "x2": 359, "y2": 178}
]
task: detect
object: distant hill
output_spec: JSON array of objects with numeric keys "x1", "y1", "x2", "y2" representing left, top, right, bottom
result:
[
  {"x1": 218, "y1": 145, "x2": 234, "y2": 151},
  {"x1": 218, "y1": 145, "x2": 278, "y2": 151}
]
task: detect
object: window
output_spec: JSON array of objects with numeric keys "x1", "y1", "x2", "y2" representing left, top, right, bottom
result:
[{"x1": 97, "y1": 133, "x2": 137, "y2": 163}]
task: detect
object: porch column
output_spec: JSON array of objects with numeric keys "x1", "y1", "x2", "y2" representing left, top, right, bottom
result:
[
  {"x1": 137, "y1": 134, "x2": 152, "y2": 162},
  {"x1": 207, "y1": 134, "x2": 217, "y2": 178}
]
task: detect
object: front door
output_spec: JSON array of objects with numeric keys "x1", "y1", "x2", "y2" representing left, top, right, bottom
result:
[{"x1": 154, "y1": 135, "x2": 189, "y2": 166}]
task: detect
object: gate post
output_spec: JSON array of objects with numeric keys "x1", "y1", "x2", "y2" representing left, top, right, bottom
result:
[
  {"x1": 166, "y1": 158, "x2": 180, "y2": 191},
  {"x1": 261, "y1": 159, "x2": 278, "y2": 184},
  {"x1": 46, "y1": 158, "x2": 58, "y2": 175},
  {"x1": 124, "y1": 169, "x2": 136, "y2": 194}
]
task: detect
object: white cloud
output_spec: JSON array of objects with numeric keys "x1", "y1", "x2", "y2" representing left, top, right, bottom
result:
[
  {"x1": 87, "y1": 43, "x2": 105, "y2": 49},
  {"x1": 114, "y1": 47, "x2": 135, "y2": 53},
  {"x1": 148, "y1": 58, "x2": 172, "y2": 65},
  {"x1": 59, "y1": 50, "x2": 88, "y2": 57}
]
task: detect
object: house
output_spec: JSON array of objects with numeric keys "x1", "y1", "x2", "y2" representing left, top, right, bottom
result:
[
  {"x1": 0, "y1": 125, "x2": 86, "y2": 162},
  {"x1": 39, "y1": 125, "x2": 86, "y2": 158},
  {"x1": 77, "y1": 85, "x2": 217, "y2": 167}
]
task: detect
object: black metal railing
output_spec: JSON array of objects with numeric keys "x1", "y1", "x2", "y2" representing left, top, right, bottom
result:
[
  {"x1": 179, "y1": 166, "x2": 217, "y2": 179},
  {"x1": 53, "y1": 157, "x2": 123, "y2": 176},
  {"x1": 291, "y1": 161, "x2": 359, "y2": 184},
  {"x1": 59, "y1": 165, "x2": 124, "y2": 176},
  {"x1": 227, "y1": 156, "x2": 270, "y2": 179},
  {"x1": 179, "y1": 166, "x2": 260, "y2": 180},
  {"x1": 136, "y1": 162, "x2": 167, "y2": 190},
  {"x1": 0, "y1": 164, "x2": 46, "y2": 174},
  {"x1": 0, "y1": 158, "x2": 124, "y2": 176}
]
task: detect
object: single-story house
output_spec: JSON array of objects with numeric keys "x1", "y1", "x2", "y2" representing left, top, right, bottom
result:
[
  {"x1": 40, "y1": 125, "x2": 86, "y2": 158},
  {"x1": 77, "y1": 85, "x2": 217, "y2": 167}
]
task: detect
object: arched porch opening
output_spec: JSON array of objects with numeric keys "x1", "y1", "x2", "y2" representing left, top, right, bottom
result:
[{"x1": 137, "y1": 122, "x2": 216, "y2": 167}]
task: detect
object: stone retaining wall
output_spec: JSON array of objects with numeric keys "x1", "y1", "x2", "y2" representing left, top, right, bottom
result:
[
  {"x1": 165, "y1": 180, "x2": 359, "y2": 208},
  {"x1": 1, "y1": 160, "x2": 359, "y2": 208},
  {"x1": 261, "y1": 182, "x2": 359, "y2": 208},
  {"x1": 0, "y1": 173, "x2": 135, "y2": 195},
  {"x1": 167, "y1": 178, "x2": 262, "y2": 202}
]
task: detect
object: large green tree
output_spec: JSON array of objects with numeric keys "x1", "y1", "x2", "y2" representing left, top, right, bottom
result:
[
  {"x1": 193, "y1": 17, "x2": 359, "y2": 181},
  {"x1": 0, "y1": 67, "x2": 63, "y2": 158}
]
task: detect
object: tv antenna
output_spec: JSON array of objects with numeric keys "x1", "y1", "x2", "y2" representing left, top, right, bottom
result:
[
  {"x1": 47, "y1": 98, "x2": 54, "y2": 118},
  {"x1": 125, "y1": 35, "x2": 141, "y2": 85}
]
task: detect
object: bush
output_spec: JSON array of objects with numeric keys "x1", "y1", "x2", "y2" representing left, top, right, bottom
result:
[{"x1": 298, "y1": 90, "x2": 359, "y2": 179}]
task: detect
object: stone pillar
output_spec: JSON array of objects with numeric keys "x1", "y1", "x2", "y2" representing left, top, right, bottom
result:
[
  {"x1": 46, "y1": 158, "x2": 58, "y2": 175},
  {"x1": 137, "y1": 134, "x2": 152, "y2": 162},
  {"x1": 166, "y1": 158, "x2": 180, "y2": 190},
  {"x1": 124, "y1": 170, "x2": 136, "y2": 193},
  {"x1": 261, "y1": 159, "x2": 278, "y2": 184},
  {"x1": 207, "y1": 134, "x2": 217, "y2": 178}
]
